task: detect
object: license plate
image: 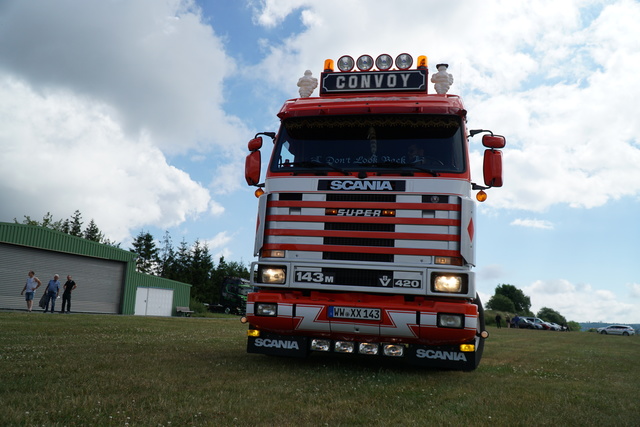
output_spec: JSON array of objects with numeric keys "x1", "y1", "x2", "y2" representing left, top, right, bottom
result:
[{"x1": 329, "y1": 306, "x2": 381, "y2": 321}]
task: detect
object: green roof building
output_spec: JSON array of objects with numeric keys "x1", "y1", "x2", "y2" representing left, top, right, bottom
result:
[{"x1": 0, "y1": 222, "x2": 191, "y2": 315}]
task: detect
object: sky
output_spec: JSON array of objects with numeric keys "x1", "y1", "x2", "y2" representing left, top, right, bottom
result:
[{"x1": 1, "y1": 0, "x2": 639, "y2": 323}]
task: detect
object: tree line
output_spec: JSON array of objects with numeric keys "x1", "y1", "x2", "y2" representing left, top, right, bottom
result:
[
  {"x1": 486, "y1": 283, "x2": 580, "y2": 329},
  {"x1": 15, "y1": 211, "x2": 250, "y2": 304}
]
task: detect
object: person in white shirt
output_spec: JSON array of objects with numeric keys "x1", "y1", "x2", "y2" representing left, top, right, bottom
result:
[{"x1": 20, "y1": 271, "x2": 42, "y2": 312}]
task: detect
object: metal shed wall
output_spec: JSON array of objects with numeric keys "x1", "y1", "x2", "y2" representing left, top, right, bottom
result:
[
  {"x1": 0, "y1": 243, "x2": 125, "y2": 313},
  {"x1": 0, "y1": 223, "x2": 192, "y2": 315}
]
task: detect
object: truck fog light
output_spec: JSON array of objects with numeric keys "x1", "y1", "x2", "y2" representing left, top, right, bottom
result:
[
  {"x1": 334, "y1": 341, "x2": 355, "y2": 353},
  {"x1": 311, "y1": 339, "x2": 331, "y2": 352},
  {"x1": 383, "y1": 344, "x2": 405, "y2": 357},
  {"x1": 255, "y1": 303, "x2": 277, "y2": 317},
  {"x1": 259, "y1": 266, "x2": 286, "y2": 284},
  {"x1": 358, "y1": 343, "x2": 379, "y2": 355},
  {"x1": 247, "y1": 329, "x2": 260, "y2": 337},
  {"x1": 438, "y1": 313, "x2": 464, "y2": 329},
  {"x1": 460, "y1": 344, "x2": 475, "y2": 352}
]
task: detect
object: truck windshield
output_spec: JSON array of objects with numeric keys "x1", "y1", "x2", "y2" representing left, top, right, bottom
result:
[{"x1": 271, "y1": 114, "x2": 465, "y2": 173}]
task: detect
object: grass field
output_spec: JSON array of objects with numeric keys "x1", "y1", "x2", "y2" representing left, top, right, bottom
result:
[{"x1": 1, "y1": 312, "x2": 638, "y2": 426}]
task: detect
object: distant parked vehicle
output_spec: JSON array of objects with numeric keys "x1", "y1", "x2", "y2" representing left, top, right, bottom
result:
[
  {"x1": 523, "y1": 317, "x2": 549, "y2": 330},
  {"x1": 547, "y1": 322, "x2": 562, "y2": 331},
  {"x1": 518, "y1": 318, "x2": 542, "y2": 329},
  {"x1": 596, "y1": 325, "x2": 636, "y2": 336}
]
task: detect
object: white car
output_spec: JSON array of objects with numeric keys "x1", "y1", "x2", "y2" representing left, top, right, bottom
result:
[{"x1": 596, "y1": 325, "x2": 636, "y2": 336}]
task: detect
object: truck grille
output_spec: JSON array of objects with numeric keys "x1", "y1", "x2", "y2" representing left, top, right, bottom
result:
[{"x1": 263, "y1": 191, "x2": 461, "y2": 264}]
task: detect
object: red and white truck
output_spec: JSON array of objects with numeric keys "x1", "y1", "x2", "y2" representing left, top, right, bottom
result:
[{"x1": 242, "y1": 53, "x2": 505, "y2": 370}]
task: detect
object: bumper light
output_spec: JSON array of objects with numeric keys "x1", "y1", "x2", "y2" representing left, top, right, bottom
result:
[
  {"x1": 247, "y1": 329, "x2": 260, "y2": 337},
  {"x1": 358, "y1": 343, "x2": 379, "y2": 355},
  {"x1": 311, "y1": 339, "x2": 331, "y2": 352},
  {"x1": 259, "y1": 266, "x2": 286, "y2": 284},
  {"x1": 255, "y1": 303, "x2": 277, "y2": 317},
  {"x1": 334, "y1": 341, "x2": 355, "y2": 353},
  {"x1": 460, "y1": 344, "x2": 475, "y2": 352},
  {"x1": 438, "y1": 313, "x2": 464, "y2": 328},
  {"x1": 383, "y1": 344, "x2": 405, "y2": 357}
]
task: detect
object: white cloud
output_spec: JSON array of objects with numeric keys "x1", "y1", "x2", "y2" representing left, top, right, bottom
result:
[
  {"x1": 252, "y1": 0, "x2": 640, "y2": 213},
  {"x1": 0, "y1": 78, "x2": 210, "y2": 241},
  {"x1": 0, "y1": 0, "x2": 247, "y2": 153},
  {"x1": 524, "y1": 279, "x2": 639, "y2": 323},
  {"x1": 0, "y1": 0, "x2": 252, "y2": 243},
  {"x1": 628, "y1": 283, "x2": 640, "y2": 299},
  {"x1": 510, "y1": 218, "x2": 554, "y2": 230}
]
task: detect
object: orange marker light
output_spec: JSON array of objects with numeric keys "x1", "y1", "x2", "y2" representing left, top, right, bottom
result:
[
  {"x1": 476, "y1": 190, "x2": 487, "y2": 202},
  {"x1": 324, "y1": 59, "x2": 334, "y2": 72},
  {"x1": 255, "y1": 188, "x2": 265, "y2": 198},
  {"x1": 417, "y1": 55, "x2": 428, "y2": 69}
]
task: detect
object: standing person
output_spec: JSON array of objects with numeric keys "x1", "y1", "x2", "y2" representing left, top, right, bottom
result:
[
  {"x1": 61, "y1": 275, "x2": 77, "y2": 313},
  {"x1": 505, "y1": 315, "x2": 511, "y2": 329},
  {"x1": 513, "y1": 314, "x2": 520, "y2": 329},
  {"x1": 44, "y1": 274, "x2": 61, "y2": 313},
  {"x1": 495, "y1": 313, "x2": 502, "y2": 328},
  {"x1": 20, "y1": 271, "x2": 42, "y2": 312}
]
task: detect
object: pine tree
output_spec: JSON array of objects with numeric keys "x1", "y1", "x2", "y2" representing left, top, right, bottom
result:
[
  {"x1": 190, "y1": 240, "x2": 214, "y2": 302},
  {"x1": 158, "y1": 231, "x2": 176, "y2": 279},
  {"x1": 69, "y1": 210, "x2": 83, "y2": 237},
  {"x1": 84, "y1": 219, "x2": 103, "y2": 242},
  {"x1": 130, "y1": 231, "x2": 159, "y2": 274}
]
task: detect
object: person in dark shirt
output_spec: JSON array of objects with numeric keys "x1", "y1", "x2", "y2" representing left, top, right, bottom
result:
[{"x1": 60, "y1": 275, "x2": 77, "y2": 313}]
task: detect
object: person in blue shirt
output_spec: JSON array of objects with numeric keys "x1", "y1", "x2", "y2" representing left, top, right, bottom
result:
[{"x1": 44, "y1": 274, "x2": 61, "y2": 313}]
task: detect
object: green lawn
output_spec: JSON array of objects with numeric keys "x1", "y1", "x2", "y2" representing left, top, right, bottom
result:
[{"x1": 1, "y1": 312, "x2": 637, "y2": 426}]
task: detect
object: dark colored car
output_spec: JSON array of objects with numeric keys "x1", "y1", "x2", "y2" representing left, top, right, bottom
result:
[{"x1": 517, "y1": 318, "x2": 541, "y2": 329}]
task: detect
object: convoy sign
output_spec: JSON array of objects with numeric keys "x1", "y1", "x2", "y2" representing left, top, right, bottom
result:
[{"x1": 320, "y1": 70, "x2": 427, "y2": 94}]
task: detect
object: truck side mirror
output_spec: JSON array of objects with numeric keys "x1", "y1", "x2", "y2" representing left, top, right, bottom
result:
[
  {"x1": 483, "y1": 149, "x2": 503, "y2": 187},
  {"x1": 245, "y1": 150, "x2": 261, "y2": 186},
  {"x1": 482, "y1": 134, "x2": 506, "y2": 149},
  {"x1": 248, "y1": 137, "x2": 263, "y2": 151}
]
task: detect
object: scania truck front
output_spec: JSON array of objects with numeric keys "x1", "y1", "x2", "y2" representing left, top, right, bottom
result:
[{"x1": 242, "y1": 53, "x2": 505, "y2": 370}]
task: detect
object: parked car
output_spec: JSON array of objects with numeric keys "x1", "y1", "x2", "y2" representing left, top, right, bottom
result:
[
  {"x1": 547, "y1": 322, "x2": 562, "y2": 331},
  {"x1": 518, "y1": 317, "x2": 542, "y2": 329},
  {"x1": 596, "y1": 325, "x2": 636, "y2": 336},
  {"x1": 523, "y1": 317, "x2": 548, "y2": 330}
]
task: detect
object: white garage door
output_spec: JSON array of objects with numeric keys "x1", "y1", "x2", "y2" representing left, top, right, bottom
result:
[{"x1": 134, "y1": 287, "x2": 173, "y2": 316}]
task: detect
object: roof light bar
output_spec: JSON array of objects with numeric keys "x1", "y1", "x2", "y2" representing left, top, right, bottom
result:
[
  {"x1": 395, "y1": 53, "x2": 413, "y2": 70},
  {"x1": 337, "y1": 55, "x2": 355, "y2": 72},
  {"x1": 375, "y1": 54, "x2": 393, "y2": 70},
  {"x1": 356, "y1": 55, "x2": 374, "y2": 71}
]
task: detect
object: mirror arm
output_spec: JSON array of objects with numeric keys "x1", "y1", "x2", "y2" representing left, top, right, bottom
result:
[
  {"x1": 255, "y1": 132, "x2": 276, "y2": 140},
  {"x1": 468, "y1": 129, "x2": 494, "y2": 138},
  {"x1": 471, "y1": 182, "x2": 490, "y2": 190}
]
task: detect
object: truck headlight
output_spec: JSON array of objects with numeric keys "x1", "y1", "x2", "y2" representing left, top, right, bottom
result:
[
  {"x1": 258, "y1": 266, "x2": 286, "y2": 284},
  {"x1": 438, "y1": 313, "x2": 464, "y2": 329},
  {"x1": 255, "y1": 303, "x2": 277, "y2": 316},
  {"x1": 431, "y1": 273, "x2": 468, "y2": 294}
]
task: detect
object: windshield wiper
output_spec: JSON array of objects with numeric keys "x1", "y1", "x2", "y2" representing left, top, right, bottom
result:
[
  {"x1": 367, "y1": 161, "x2": 439, "y2": 177},
  {"x1": 288, "y1": 161, "x2": 350, "y2": 175}
]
